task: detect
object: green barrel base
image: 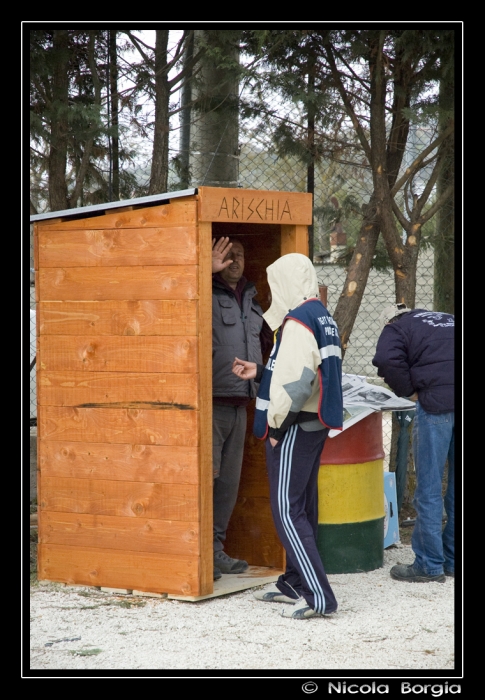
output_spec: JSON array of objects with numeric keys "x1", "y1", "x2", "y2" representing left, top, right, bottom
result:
[{"x1": 317, "y1": 518, "x2": 384, "y2": 574}]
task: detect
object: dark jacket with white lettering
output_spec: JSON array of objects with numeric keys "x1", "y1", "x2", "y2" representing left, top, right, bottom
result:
[
  {"x1": 372, "y1": 309, "x2": 454, "y2": 413},
  {"x1": 253, "y1": 254, "x2": 343, "y2": 441},
  {"x1": 212, "y1": 275, "x2": 264, "y2": 400},
  {"x1": 254, "y1": 299, "x2": 344, "y2": 439}
]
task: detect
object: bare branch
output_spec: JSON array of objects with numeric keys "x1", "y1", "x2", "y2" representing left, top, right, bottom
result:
[
  {"x1": 167, "y1": 47, "x2": 206, "y2": 90},
  {"x1": 419, "y1": 182, "x2": 454, "y2": 224},
  {"x1": 403, "y1": 180, "x2": 413, "y2": 219},
  {"x1": 123, "y1": 30, "x2": 154, "y2": 66},
  {"x1": 332, "y1": 48, "x2": 370, "y2": 90},
  {"x1": 416, "y1": 153, "x2": 444, "y2": 213},
  {"x1": 325, "y1": 42, "x2": 372, "y2": 163},
  {"x1": 30, "y1": 145, "x2": 49, "y2": 159},
  {"x1": 391, "y1": 194, "x2": 411, "y2": 232},
  {"x1": 169, "y1": 29, "x2": 191, "y2": 65},
  {"x1": 390, "y1": 122, "x2": 454, "y2": 196}
]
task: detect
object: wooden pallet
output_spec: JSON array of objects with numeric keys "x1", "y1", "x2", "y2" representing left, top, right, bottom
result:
[{"x1": 40, "y1": 566, "x2": 283, "y2": 602}]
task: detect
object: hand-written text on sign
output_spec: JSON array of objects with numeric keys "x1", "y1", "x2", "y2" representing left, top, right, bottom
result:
[{"x1": 217, "y1": 196, "x2": 292, "y2": 222}]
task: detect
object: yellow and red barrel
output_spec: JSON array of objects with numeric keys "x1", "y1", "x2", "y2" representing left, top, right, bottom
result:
[{"x1": 318, "y1": 412, "x2": 385, "y2": 574}]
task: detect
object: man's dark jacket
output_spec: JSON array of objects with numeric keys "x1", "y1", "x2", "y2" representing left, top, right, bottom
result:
[
  {"x1": 212, "y1": 275, "x2": 265, "y2": 400},
  {"x1": 372, "y1": 309, "x2": 454, "y2": 414}
]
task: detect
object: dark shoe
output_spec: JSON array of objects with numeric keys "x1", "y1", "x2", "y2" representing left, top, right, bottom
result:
[
  {"x1": 390, "y1": 564, "x2": 445, "y2": 583},
  {"x1": 213, "y1": 566, "x2": 222, "y2": 581},
  {"x1": 214, "y1": 550, "x2": 248, "y2": 574},
  {"x1": 444, "y1": 570, "x2": 455, "y2": 578}
]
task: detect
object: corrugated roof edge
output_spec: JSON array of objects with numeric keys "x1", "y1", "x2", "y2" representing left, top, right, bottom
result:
[{"x1": 29, "y1": 188, "x2": 198, "y2": 222}]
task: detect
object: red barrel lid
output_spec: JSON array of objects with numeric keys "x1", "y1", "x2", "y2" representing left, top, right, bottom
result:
[{"x1": 321, "y1": 411, "x2": 385, "y2": 464}]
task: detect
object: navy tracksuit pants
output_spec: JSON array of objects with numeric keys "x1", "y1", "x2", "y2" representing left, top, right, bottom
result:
[{"x1": 265, "y1": 423, "x2": 338, "y2": 614}]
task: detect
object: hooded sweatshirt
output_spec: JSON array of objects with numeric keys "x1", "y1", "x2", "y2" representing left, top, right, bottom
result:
[{"x1": 254, "y1": 254, "x2": 343, "y2": 440}]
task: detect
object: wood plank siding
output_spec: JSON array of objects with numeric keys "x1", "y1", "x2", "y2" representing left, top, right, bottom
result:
[
  {"x1": 34, "y1": 189, "x2": 312, "y2": 596},
  {"x1": 38, "y1": 300, "x2": 197, "y2": 336},
  {"x1": 36, "y1": 197, "x2": 211, "y2": 596}
]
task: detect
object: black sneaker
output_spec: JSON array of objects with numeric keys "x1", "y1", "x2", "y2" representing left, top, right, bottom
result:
[
  {"x1": 444, "y1": 570, "x2": 455, "y2": 578},
  {"x1": 390, "y1": 564, "x2": 445, "y2": 583},
  {"x1": 214, "y1": 550, "x2": 248, "y2": 574},
  {"x1": 213, "y1": 566, "x2": 222, "y2": 581}
]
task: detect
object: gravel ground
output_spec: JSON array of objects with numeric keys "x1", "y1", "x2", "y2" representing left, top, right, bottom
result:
[{"x1": 27, "y1": 542, "x2": 458, "y2": 677}]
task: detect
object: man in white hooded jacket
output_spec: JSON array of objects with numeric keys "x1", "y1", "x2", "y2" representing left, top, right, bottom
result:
[{"x1": 232, "y1": 254, "x2": 343, "y2": 619}]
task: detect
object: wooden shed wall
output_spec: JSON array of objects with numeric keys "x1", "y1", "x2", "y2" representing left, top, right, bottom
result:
[{"x1": 34, "y1": 197, "x2": 213, "y2": 596}]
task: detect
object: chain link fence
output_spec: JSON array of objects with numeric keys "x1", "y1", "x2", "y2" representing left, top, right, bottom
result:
[
  {"x1": 233, "y1": 121, "x2": 439, "y2": 474},
  {"x1": 29, "y1": 101, "x2": 449, "y2": 492}
]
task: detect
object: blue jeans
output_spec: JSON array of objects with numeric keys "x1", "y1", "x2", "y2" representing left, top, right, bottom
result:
[{"x1": 411, "y1": 401, "x2": 455, "y2": 576}]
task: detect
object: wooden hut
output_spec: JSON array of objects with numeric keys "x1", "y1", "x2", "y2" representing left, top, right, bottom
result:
[{"x1": 31, "y1": 186, "x2": 312, "y2": 598}]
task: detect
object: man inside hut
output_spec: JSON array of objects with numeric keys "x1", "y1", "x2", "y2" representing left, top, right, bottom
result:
[{"x1": 211, "y1": 237, "x2": 272, "y2": 580}]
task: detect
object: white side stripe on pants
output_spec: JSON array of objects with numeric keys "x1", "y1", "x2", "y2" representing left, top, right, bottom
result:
[{"x1": 277, "y1": 424, "x2": 326, "y2": 614}]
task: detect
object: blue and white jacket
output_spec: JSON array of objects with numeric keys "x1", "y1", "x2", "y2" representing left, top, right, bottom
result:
[{"x1": 253, "y1": 254, "x2": 343, "y2": 440}]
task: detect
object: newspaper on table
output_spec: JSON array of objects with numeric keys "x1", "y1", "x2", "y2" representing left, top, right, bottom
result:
[{"x1": 328, "y1": 373, "x2": 416, "y2": 438}]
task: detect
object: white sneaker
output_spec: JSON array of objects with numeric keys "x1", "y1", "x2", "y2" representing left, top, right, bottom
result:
[
  {"x1": 281, "y1": 597, "x2": 336, "y2": 619},
  {"x1": 253, "y1": 583, "x2": 297, "y2": 604}
]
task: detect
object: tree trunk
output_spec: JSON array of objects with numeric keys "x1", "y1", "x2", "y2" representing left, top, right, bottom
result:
[
  {"x1": 369, "y1": 35, "x2": 419, "y2": 309},
  {"x1": 48, "y1": 30, "x2": 70, "y2": 211},
  {"x1": 329, "y1": 33, "x2": 413, "y2": 349},
  {"x1": 68, "y1": 30, "x2": 102, "y2": 209},
  {"x1": 434, "y1": 76, "x2": 454, "y2": 314},
  {"x1": 394, "y1": 243, "x2": 419, "y2": 308},
  {"x1": 332, "y1": 200, "x2": 380, "y2": 357},
  {"x1": 307, "y1": 58, "x2": 316, "y2": 262},
  {"x1": 109, "y1": 29, "x2": 120, "y2": 200},
  {"x1": 333, "y1": 35, "x2": 387, "y2": 355},
  {"x1": 179, "y1": 32, "x2": 195, "y2": 189},
  {"x1": 149, "y1": 30, "x2": 170, "y2": 195},
  {"x1": 190, "y1": 30, "x2": 240, "y2": 188}
]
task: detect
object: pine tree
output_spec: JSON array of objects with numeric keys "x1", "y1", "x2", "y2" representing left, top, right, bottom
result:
[
  {"x1": 123, "y1": 29, "x2": 205, "y2": 194},
  {"x1": 30, "y1": 29, "x2": 108, "y2": 212},
  {"x1": 29, "y1": 28, "x2": 145, "y2": 213}
]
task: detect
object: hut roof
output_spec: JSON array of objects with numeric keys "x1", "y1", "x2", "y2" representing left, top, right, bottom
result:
[{"x1": 30, "y1": 188, "x2": 198, "y2": 223}]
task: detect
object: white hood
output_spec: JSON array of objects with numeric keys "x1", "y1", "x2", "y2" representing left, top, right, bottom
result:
[{"x1": 263, "y1": 253, "x2": 320, "y2": 331}]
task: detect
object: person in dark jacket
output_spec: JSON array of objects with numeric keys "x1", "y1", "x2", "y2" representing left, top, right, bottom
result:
[
  {"x1": 232, "y1": 254, "x2": 343, "y2": 619},
  {"x1": 211, "y1": 237, "x2": 272, "y2": 581},
  {"x1": 372, "y1": 304, "x2": 455, "y2": 583}
]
